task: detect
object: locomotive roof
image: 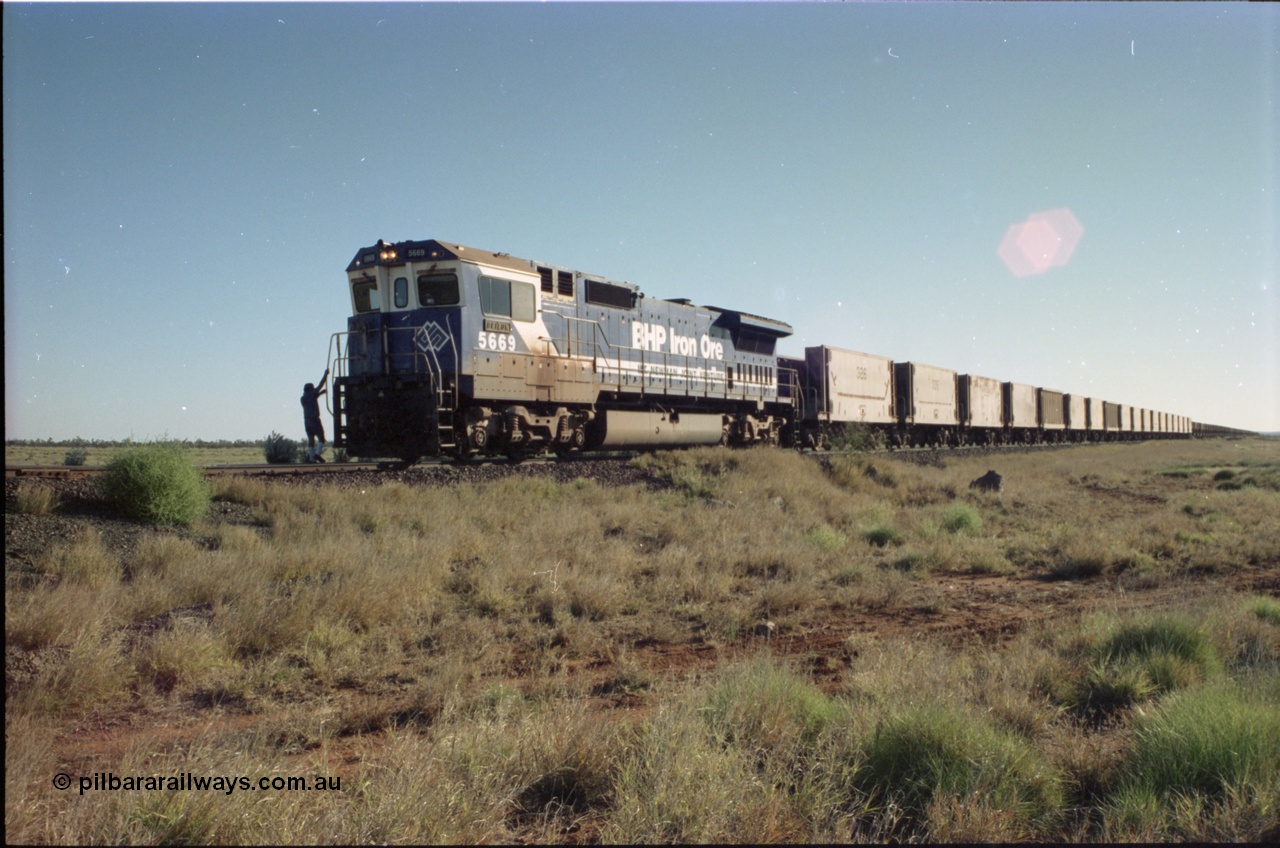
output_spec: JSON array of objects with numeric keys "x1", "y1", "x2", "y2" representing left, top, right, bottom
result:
[
  {"x1": 706, "y1": 307, "x2": 794, "y2": 337},
  {"x1": 347, "y1": 239, "x2": 548, "y2": 278},
  {"x1": 347, "y1": 238, "x2": 791, "y2": 335}
]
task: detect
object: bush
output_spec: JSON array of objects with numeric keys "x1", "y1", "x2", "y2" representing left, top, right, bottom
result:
[
  {"x1": 804, "y1": 525, "x2": 847, "y2": 551},
  {"x1": 263, "y1": 431, "x2": 302, "y2": 464},
  {"x1": 863, "y1": 523, "x2": 902, "y2": 547},
  {"x1": 941, "y1": 503, "x2": 983, "y2": 535},
  {"x1": 827, "y1": 422, "x2": 885, "y2": 452},
  {"x1": 1111, "y1": 682, "x2": 1280, "y2": 808},
  {"x1": 1098, "y1": 615, "x2": 1222, "y2": 683},
  {"x1": 857, "y1": 704, "x2": 1064, "y2": 832},
  {"x1": 701, "y1": 658, "x2": 841, "y2": 753},
  {"x1": 63, "y1": 448, "x2": 89, "y2": 466},
  {"x1": 98, "y1": 443, "x2": 210, "y2": 525},
  {"x1": 1247, "y1": 595, "x2": 1280, "y2": 627},
  {"x1": 1064, "y1": 614, "x2": 1222, "y2": 719},
  {"x1": 1066, "y1": 659, "x2": 1159, "y2": 718}
]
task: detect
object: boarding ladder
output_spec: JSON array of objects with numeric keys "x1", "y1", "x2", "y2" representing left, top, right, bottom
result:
[{"x1": 417, "y1": 321, "x2": 460, "y2": 455}]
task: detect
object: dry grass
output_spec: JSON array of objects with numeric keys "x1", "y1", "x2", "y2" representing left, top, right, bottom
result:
[
  {"x1": 6, "y1": 444, "x2": 266, "y2": 467},
  {"x1": 12, "y1": 480, "x2": 62, "y2": 515},
  {"x1": 5, "y1": 438, "x2": 1278, "y2": 843}
]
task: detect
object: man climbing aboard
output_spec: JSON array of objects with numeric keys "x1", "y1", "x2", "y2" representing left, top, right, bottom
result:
[{"x1": 301, "y1": 368, "x2": 330, "y2": 462}]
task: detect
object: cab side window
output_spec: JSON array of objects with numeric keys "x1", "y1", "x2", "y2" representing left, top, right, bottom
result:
[
  {"x1": 353, "y1": 280, "x2": 380, "y2": 313},
  {"x1": 417, "y1": 273, "x2": 460, "y2": 306}
]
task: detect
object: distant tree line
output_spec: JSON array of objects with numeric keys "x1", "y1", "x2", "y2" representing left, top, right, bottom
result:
[{"x1": 5, "y1": 437, "x2": 266, "y2": 448}]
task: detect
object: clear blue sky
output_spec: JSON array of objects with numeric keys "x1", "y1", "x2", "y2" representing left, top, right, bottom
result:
[{"x1": 5, "y1": 1, "x2": 1277, "y2": 440}]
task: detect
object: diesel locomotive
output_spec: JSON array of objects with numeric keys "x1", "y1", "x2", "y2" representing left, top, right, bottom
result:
[
  {"x1": 329, "y1": 239, "x2": 793, "y2": 463},
  {"x1": 326, "y1": 238, "x2": 1208, "y2": 463}
]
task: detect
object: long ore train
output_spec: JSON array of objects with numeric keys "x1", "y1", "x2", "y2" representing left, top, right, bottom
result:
[{"x1": 326, "y1": 238, "x2": 1237, "y2": 464}]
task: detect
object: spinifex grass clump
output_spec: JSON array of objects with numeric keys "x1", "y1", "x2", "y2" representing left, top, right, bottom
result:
[
  {"x1": 940, "y1": 503, "x2": 983, "y2": 535},
  {"x1": 13, "y1": 481, "x2": 61, "y2": 515},
  {"x1": 700, "y1": 657, "x2": 842, "y2": 753},
  {"x1": 1107, "y1": 680, "x2": 1280, "y2": 836},
  {"x1": 1065, "y1": 614, "x2": 1222, "y2": 719},
  {"x1": 1248, "y1": 595, "x2": 1280, "y2": 627},
  {"x1": 863, "y1": 523, "x2": 901, "y2": 548},
  {"x1": 856, "y1": 704, "x2": 1064, "y2": 834},
  {"x1": 98, "y1": 442, "x2": 210, "y2": 525}
]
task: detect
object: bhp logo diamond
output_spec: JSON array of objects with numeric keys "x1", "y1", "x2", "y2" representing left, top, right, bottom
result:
[{"x1": 416, "y1": 321, "x2": 450, "y2": 353}]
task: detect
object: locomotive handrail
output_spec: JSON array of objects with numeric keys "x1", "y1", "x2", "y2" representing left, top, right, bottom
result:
[
  {"x1": 324, "y1": 331, "x2": 350, "y2": 418},
  {"x1": 324, "y1": 322, "x2": 459, "y2": 413}
]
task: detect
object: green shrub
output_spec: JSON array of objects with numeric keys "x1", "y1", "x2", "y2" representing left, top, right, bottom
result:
[
  {"x1": 98, "y1": 443, "x2": 210, "y2": 526},
  {"x1": 863, "y1": 524, "x2": 902, "y2": 547},
  {"x1": 1247, "y1": 595, "x2": 1280, "y2": 627},
  {"x1": 63, "y1": 447, "x2": 89, "y2": 466},
  {"x1": 1098, "y1": 615, "x2": 1222, "y2": 683},
  {"x1": 1064, "y1": 614, "x2": 1223, "y2": 719},
  {"x1": 941, "y1": 503, "x2": 982, "y2": 535},
  {"x1": 701, "y1": 658, "x2": 840, "y2": 754},
  {"x1": 1066, "y1": 660, "x2": 1159, "y2": 718},
  {"x1": 263, "y1": 431, "x2": 302, "y2": 464},
  {"x1": 804, "y1": 525, "x2": 847, "y2": 551},
  {"x1": 857, "y1": 705, "x2": 1064, "y2": 831},
  {"x1": 827, "y1": 422, "x2": 885, "y2": 452},
  {"x1": 1113, "y1": 682, "x2": 1280, "y2": 805}
]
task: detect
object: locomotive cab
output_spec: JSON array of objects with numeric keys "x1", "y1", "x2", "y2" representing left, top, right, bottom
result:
[{"x1": 333, "y1": 240, "x2": 469, "y2": 462}]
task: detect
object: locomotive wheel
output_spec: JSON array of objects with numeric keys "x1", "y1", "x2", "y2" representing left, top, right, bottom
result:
[{"x1": 554, "y1": 426, "x2": 586, "y2": 457}]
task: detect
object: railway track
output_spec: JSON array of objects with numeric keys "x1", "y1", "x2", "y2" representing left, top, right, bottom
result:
[
  {"x1": 5, "y1": 462, "x2": 381, "y2": 480},
  {"x1": 5, "y1": 439, "x2": 1114, "y2": 482},
  {"x1": 3, "y1": 452, "x2": 638, "y2": 481},
  {"x1": 6, "y1": 438, "x2": 1183, "y2": 482}
]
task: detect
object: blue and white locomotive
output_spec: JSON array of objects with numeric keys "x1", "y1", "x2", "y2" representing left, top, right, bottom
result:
[{"x1": 329, "y1": 239, "x2": 795, "y2": 462}]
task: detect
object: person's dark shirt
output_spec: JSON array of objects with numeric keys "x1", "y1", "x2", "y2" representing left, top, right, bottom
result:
[{"x1": 301, "y1": 387, "x2": 322, "y2": 423}]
